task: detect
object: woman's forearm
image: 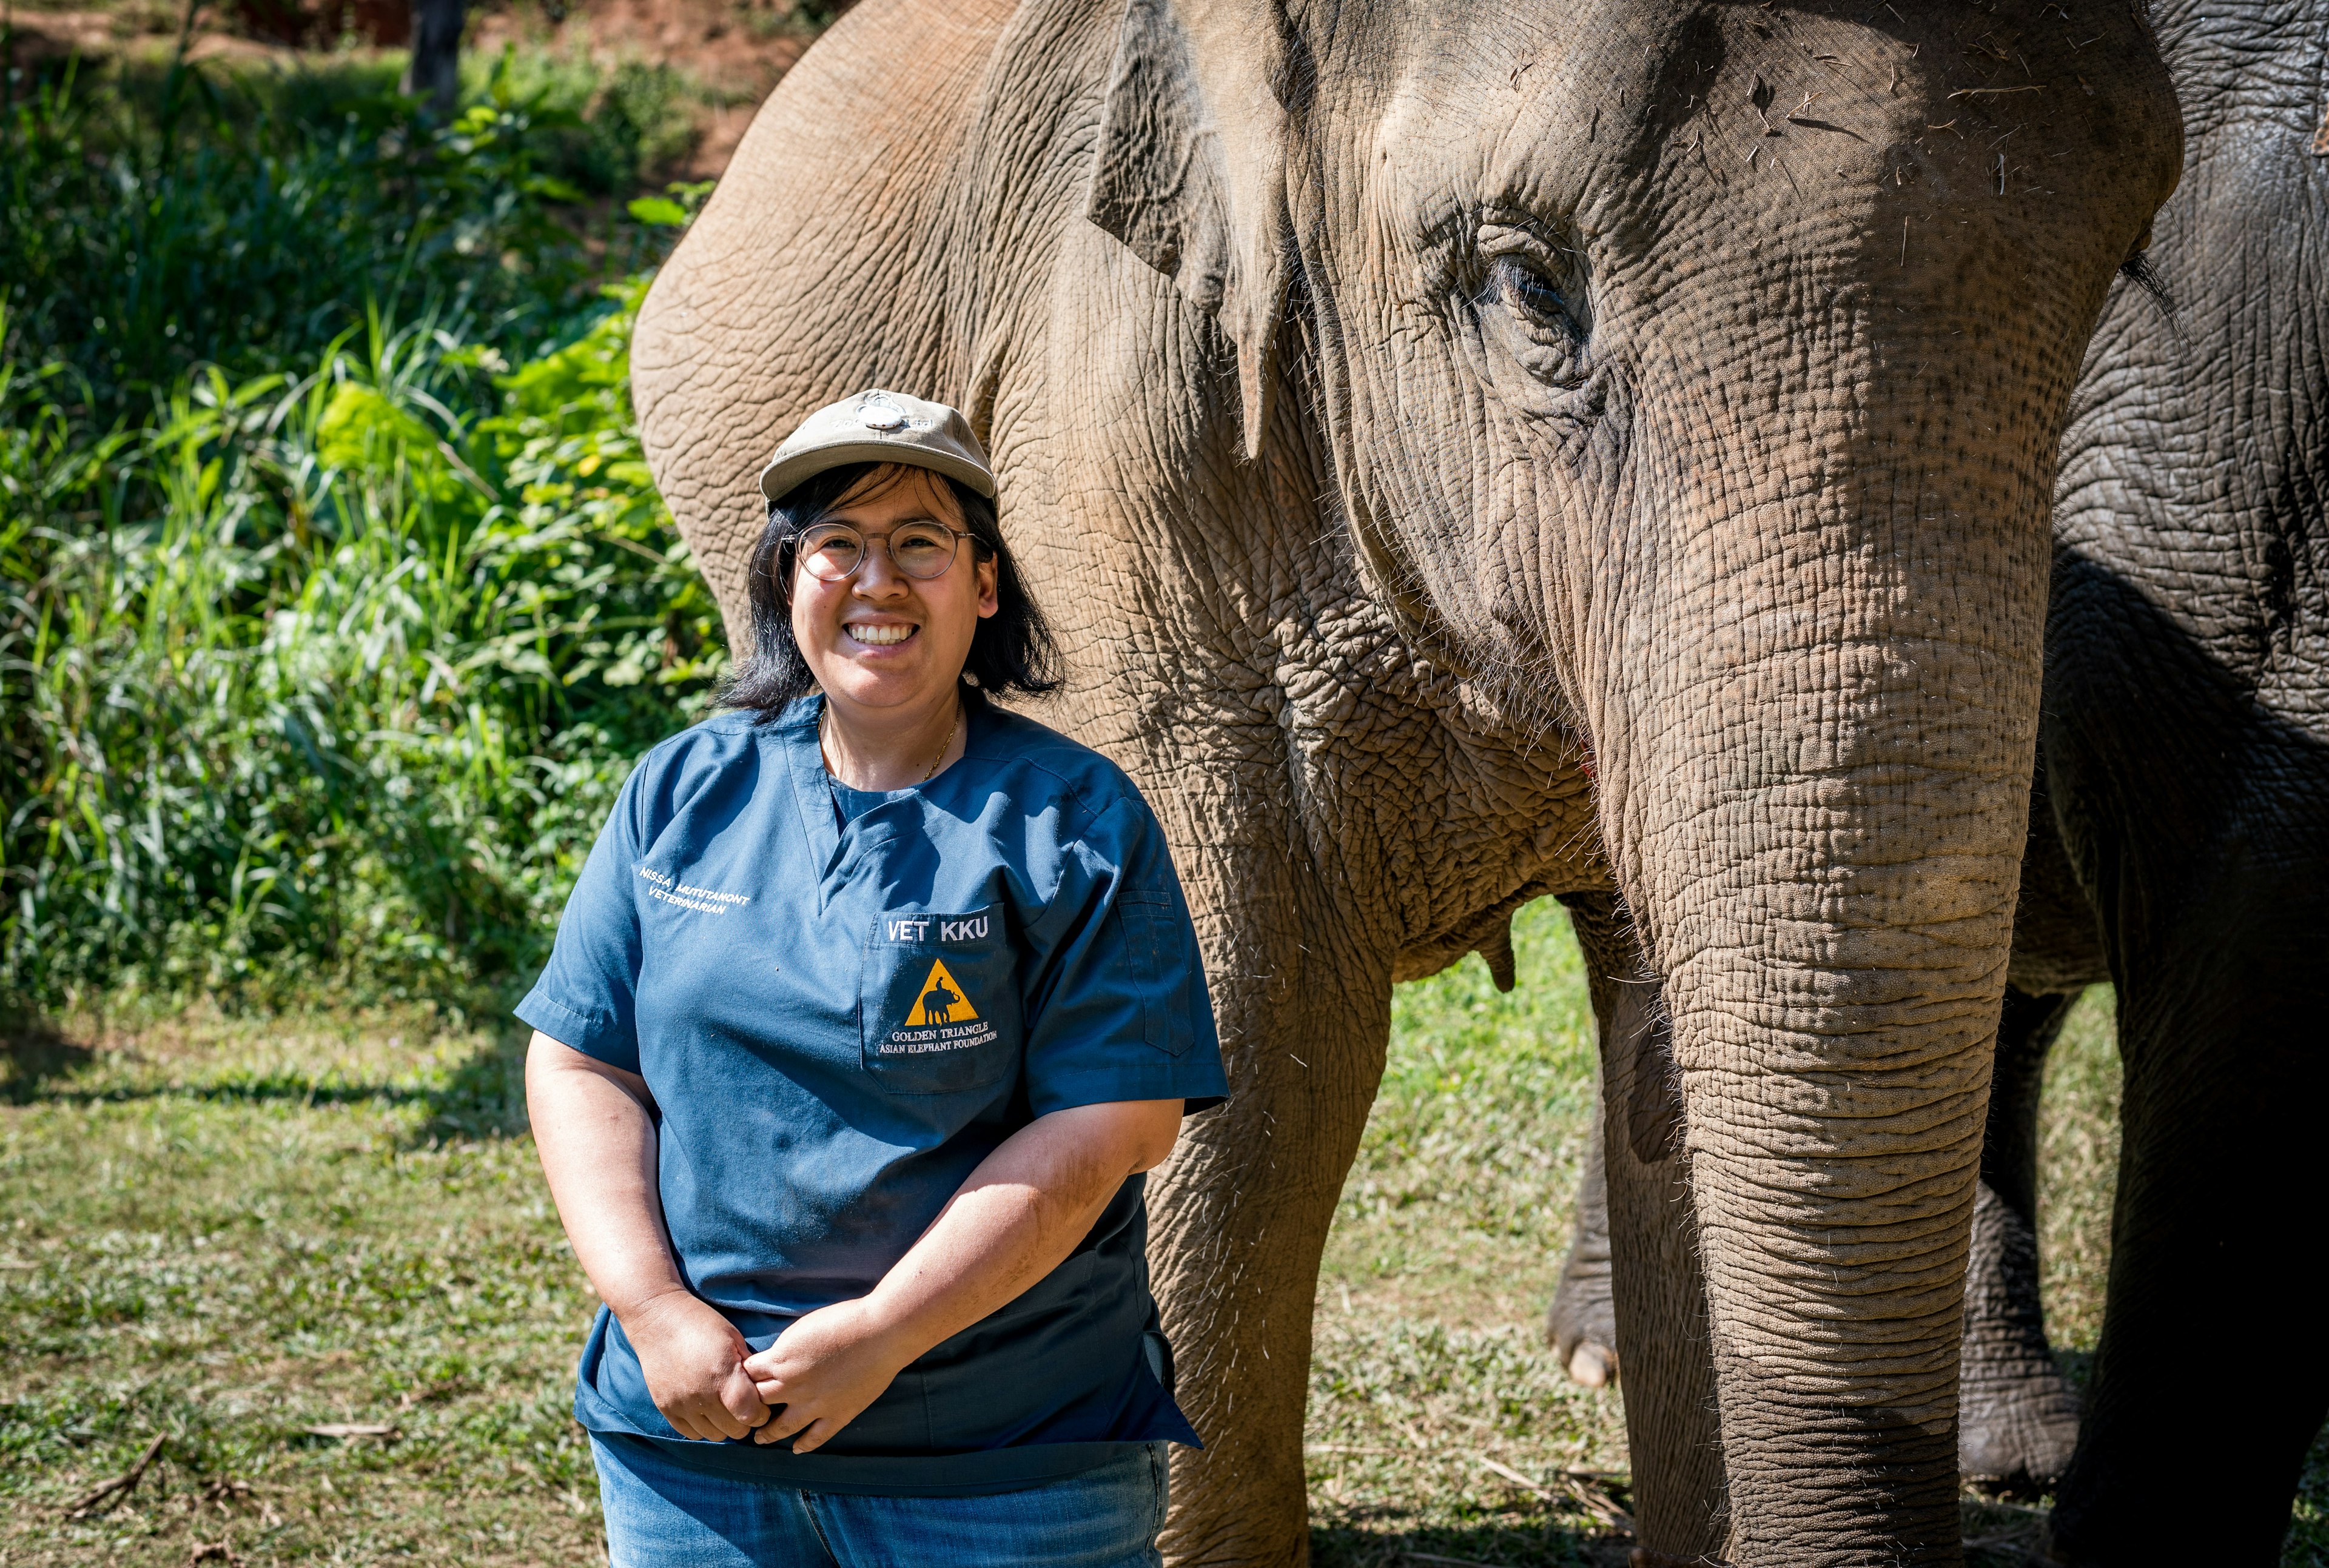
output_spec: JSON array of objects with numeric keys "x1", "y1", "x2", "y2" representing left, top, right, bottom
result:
[
  {"x1": 863, "y1": 1098, "x2": 1184, "y2": 1360},
  {"x1": 527, "y1": 1031, "x2": 771, "y2": 1441},
  {"x1": 524, "y1": 1031, "x2": 691, "y2": 1320},
  {"x1": 740, "y1": 1097, "x2": 1185, "y2": 1449}
]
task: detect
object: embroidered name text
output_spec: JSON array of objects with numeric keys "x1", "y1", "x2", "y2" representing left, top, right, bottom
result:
[
  {"x1": 636, "y1": 864, "x2": 751, "y2": 915},
  {"x1": 884, "y1": 915, "x2": 988, "y2": 943}
]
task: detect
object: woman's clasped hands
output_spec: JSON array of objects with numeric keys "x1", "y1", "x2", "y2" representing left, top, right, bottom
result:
[
  {"x1": 741, "y1": 1297, "x2": 912, "y2": 1452},
  {"x1": 627, "y1": 1288, "x2": 909, "y2": 1453},
  {"x1": 623, "y1": 1290, "x2": 769, "y2": 1443}
]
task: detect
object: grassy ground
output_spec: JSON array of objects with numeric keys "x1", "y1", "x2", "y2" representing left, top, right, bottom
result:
[
  {"x1": 0, "y1": 1012, "x2": 596, "y2": 1565},
  {"x1": 1307, "y1": 901, "x2": 1627, "y2": 1566},
  {"x1": 2, "y1": 901, "x2": 2323, "y2": 1564}
]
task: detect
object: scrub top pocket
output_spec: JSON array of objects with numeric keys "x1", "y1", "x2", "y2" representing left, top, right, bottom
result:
[{"x1": 860, "y1": 903, "x2": 1022, "y2": 1094}]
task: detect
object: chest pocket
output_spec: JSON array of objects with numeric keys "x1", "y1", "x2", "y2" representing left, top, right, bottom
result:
[{"x1": 859, "y1": 903, "x2": 1022, "y2": 1094}]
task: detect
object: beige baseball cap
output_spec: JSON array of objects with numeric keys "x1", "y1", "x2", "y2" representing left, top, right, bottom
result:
[{"x1": 758, "y1": 389, "x2": 997, "y2": 504}]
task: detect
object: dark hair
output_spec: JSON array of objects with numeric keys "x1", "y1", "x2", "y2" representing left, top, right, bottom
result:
[{"x1": 718, "y1": 461, "x2": 1062, "y2": 721}]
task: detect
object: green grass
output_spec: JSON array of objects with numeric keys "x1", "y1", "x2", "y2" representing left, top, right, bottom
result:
[
  {"x1": 0, "y1": 1007, "x2": 600, "y2": 1564},
  {"x1": 8, "y1": 904, "x2": 2317, "y2": 1564},
  {"x1": 1309, "y1": 900, "x2": 1628, "y2": 1565},
  {"x1": 2034, "y1": 991, "x2": 2120, "y2": 1357}
]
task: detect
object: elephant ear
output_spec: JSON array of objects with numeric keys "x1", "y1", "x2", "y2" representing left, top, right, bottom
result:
[{"x1": 1084, "y1": 0, "x2": 1292, "y2": 460}]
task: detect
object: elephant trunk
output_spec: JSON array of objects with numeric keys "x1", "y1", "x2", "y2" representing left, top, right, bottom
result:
[{"x1": 1579, "y1": 303, "x2": 2069, "y2": 1561}]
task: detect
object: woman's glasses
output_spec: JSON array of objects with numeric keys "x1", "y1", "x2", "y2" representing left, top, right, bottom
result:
[{"x1": 790, "y1": 520, "x2": 976, "y2": 583}]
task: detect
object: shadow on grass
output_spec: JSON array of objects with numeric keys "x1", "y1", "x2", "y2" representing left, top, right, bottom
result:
[
  {"x1": 0, "y1": 1009, "x2": 531, "y2": 1143},
  {"x1": 1310, "y1": 1502, "x2": 2071, "y2": 1567},
  {"x1": 1960, "y1": 1494, "x2": 2054, "y2": 1567},
  {"x1": 41, "y1": 1074, "x2": 442, "y2": 1108},
  {"x1": 2054, "y1": 1347, "x2": 2095, "y2": 1397},
  {"x1": 0, "y1": 1016, "x2": 95, "y2": 1104},
  {"x1": 409, "y1": 1022, "x2": 530, "y2": 1144},
  {"x1": 1311, "y1": 1518, "x2": 1632, "y2": 1568}
]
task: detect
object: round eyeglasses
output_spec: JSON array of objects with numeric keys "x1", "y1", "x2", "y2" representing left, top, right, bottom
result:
[{"x1": 787, "y1": 519, "x2": 979, "y2": 583}]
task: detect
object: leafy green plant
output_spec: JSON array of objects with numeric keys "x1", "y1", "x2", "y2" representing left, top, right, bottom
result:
[
  {"x1": 0, "y1": 35, "x2": 736, "y2": 1013},
  {"x1": 0, "y1": 285, "x2": 725, "y2": 1010}
]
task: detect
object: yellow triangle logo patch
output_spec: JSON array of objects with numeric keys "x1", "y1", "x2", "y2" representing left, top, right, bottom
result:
[{"x1": 903, "y1": 958, "x2": 978, "y2": 1027}]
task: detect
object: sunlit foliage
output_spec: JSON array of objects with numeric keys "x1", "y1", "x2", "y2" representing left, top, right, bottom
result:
[{"x1": 1, "y1": 52, "x2": 722, "y2": 1010}]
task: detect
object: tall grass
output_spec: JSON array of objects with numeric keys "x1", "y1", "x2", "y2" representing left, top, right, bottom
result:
[
  {"x1": 0, "y1": 49, "x2": 729, "y2": 1012},
  {"x1": 0, "y1": 44, "x2": 693, "y2": 427},
  {"x1": 2, "y1": 290, "x2": 725, "y2": 1009}
]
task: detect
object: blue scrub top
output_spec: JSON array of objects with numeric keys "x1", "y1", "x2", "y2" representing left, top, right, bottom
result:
[{"x1": 517, "y1": 690, "x2": 1229, "y2": 1495}]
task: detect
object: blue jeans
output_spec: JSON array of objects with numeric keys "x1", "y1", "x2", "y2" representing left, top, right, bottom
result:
[{"x1": 591, "y1": 1436, "x2": 1169, "y2": 1568}]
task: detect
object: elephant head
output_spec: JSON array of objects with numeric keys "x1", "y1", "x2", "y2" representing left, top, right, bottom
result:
[{"x1": 1085, "y1": 1, "x2": 2179, "y2": 1556}]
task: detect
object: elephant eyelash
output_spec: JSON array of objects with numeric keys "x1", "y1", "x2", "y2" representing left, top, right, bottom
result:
[
  {"x1": 1474, "y1": 214, "x2": 1591, "y2": 337},
  {"x1": 1464, "y1": 215, "x2": 1596, "y2": 393},
  {"x1": 2119, "y1": 251, "x2": 2176, "y2": 318},
  {"x1": 1483, "y1": 258, "x2": 1594, "y2": 394}
]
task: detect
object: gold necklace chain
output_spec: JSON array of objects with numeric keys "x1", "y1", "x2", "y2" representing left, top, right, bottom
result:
[
  {"x1": 921, "y1": 703, "x2": 961, "y2": 784},
  {"x1": 822, "y1": 699, "x2": 960, "y2": 788}
]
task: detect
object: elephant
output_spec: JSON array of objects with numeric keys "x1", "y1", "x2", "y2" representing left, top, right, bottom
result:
[
  {"x1": 1548, "y1": 1, "x2": 2329, "y2": 1559},
  {"x1": 629, "y1": 2, "x2": 2180, "y2": 1563},
  {"x1": 2000, "y1": 1, "x2": 2329, "y2": 1555}
]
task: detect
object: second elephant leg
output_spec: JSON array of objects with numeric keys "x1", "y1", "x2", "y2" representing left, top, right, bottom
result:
[
  {"x1": 1546, "y1": 1109, "x2": 1618, "y2": 1388},
  {"x1": 2050, "y1": 882, "x2": 2329, "y2": 1564},
  {"x1": 1558, "y1": 893, "x2": 1727, "y2": 1560},
  {"x1": 1958, "y1": 985, "x2": 2085, "y2": 1487}
]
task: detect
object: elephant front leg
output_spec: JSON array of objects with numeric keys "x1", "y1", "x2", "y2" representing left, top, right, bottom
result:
[
  {"x1": 1144, "y1": 893, "x2": 1393, "y2": 1566},
  {"x1": 2049, "y1": 869, "x2": 2329, "y2": 1566},
  {"x1": 1957, "y1": 986, "x2": 2082, "y2": 1489},
  {"x1": 1559, "y1": 893, "x2": 1729, "y2": 1560}
]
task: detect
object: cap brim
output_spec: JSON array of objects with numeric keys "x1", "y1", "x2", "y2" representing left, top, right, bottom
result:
[{"x1": 759, "y1": 441, "x2": 998, "y2": 503}]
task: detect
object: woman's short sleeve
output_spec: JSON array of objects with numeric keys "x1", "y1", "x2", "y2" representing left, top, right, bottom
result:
[
  {"x1": 515, "y1": 771, "x2": 647, "y2": 1073},
  {"x1": 1017, "y1": 794, "x2": 1229, "y2": 1117}
]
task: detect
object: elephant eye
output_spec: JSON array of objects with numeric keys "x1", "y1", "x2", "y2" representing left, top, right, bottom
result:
[{"x1": 1494, "y1": 256, "x2": 1582, "y2": 338}]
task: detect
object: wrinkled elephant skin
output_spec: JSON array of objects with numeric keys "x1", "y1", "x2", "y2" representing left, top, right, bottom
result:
[{"x1": 631, "y1": 3, "x2": 2179, "y2": 1563}]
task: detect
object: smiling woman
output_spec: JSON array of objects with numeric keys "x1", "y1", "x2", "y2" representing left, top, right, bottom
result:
[
  {"x1": 722, "y1": 392, "x2": 1064, "y2": 745},
  {"x1": 517, "y1": 389, "x2": 1229, "y2": 1568}
]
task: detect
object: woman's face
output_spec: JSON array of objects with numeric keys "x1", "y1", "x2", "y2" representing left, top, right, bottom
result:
[{"x1": 788, "y1": 464, "x2": 998, "y2": 719}]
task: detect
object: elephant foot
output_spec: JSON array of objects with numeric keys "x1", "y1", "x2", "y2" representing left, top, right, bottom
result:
[
  {"x1": 1958, "y1": 1381, "x2": 2079, "y2": 1493},
  {"x1": 1630, "y1": 1551, "x2": 1729, "y2": 1568},
  {"x1": 1567, "y1": 1339, "x2": 1617, "y2": 1388},
  {"x1": 1958, "y1": 1183, "x2": 2081, "y2": 1489},
  {"x1": 1547, "y1": 1238, "x2": 1620, "y2": 1389}
]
